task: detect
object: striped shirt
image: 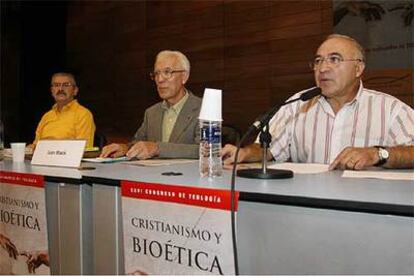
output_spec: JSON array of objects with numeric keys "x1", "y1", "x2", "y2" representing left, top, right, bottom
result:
[{"x1": 267, "y1": 83, "x2": 414, "y2": 164}]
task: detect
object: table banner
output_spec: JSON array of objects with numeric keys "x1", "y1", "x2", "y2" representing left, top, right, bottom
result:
[
  {"x1": 121, "y1": 180, "x2": 239, "y2": 275},
  {"x1": 0, "y1": 171, "x2": 50, "y2": 275}
]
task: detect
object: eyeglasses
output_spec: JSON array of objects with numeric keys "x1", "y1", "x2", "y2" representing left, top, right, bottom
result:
[
  {"x1": 150, "y1": 68, "x2": 186, "y2": 80},
  {"x1": 310, "y1": 55, "x2": 362, "y2": 70},
  {"x1": 51, "y1": 82, "x2": 75, "y2": 88}
]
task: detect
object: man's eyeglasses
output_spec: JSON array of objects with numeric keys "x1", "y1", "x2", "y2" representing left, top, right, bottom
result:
[
  {"x1": 150, "y1": 68, "x2": 186, "y2": 80},
  {"x1": 51, "y1": 82, "x2": 75, "y2": 88},
  {"x1": 310, "y1": 55, "x2": 362, "y2": 70}
]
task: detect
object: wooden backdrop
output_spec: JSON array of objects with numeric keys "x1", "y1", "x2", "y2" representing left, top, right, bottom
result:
[{"x1": 66, "y1": 0, "x2": 333, "y2": 142}]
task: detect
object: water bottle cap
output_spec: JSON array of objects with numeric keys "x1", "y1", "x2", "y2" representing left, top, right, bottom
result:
[{"x1": 199, "y1": 88, "x2": 223, "y2": 121}]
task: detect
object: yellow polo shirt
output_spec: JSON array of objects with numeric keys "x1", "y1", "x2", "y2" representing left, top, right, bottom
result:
[{"x1": 33, "y1": 100, "x2": 96, "y2": 147}]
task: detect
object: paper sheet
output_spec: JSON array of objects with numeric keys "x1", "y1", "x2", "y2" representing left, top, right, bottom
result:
[
  {"x1": 267, "y1": 162, "x2": 330, "y2": 174},
  {"x1": 123, "y1": 159, "x2": 197, "y2": 167},
  {"x1": 3, "y1": 148, "x2": 33, "y2": 158},
  {"x1": 342, "y1": 170, "x2": 414, "y2": 181},
  {"x1": 82, "y1": 156, "x2": 129, "y2": 163}
]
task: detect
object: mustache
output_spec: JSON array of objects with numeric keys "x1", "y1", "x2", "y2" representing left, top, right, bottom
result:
[{"x1": 56, "y1": 91, "x2": 66, "y2": 96}]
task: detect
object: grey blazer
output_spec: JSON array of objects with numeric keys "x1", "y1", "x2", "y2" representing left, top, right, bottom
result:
[{"x1": 132, "y1": 92, "x2": 202, "y2": 158}]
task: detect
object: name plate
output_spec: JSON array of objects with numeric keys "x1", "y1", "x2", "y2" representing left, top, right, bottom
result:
[{"x1": 31, "y1": 140, "x2": 86, "y2": 168}]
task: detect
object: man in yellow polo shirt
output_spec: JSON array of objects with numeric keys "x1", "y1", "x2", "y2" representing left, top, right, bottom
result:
[{"x1": 32, "y1": 72, "x2": 95, "y2": 148}]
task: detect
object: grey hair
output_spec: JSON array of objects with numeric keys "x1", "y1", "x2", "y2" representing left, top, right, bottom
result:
[
  {"x1": 51, "y1": 72, "x2": 77, "y2": 86},
  {"x1": 156, "y1": 50, "x2": 191, "y2": 73},
  {"x1": 325, "y1": 34, "x2": 366, "y2": 62}
]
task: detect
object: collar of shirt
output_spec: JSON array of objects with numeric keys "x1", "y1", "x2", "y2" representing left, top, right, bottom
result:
[
  {"x1": 52, "y1": 99, "x2": 78, "y2": 113},
  {"x1": 317, "y1": 81, "x2": 363, "y2": 116},
  {"x1": 161, "y1": 90, "x2": 189, "y2": 114}
]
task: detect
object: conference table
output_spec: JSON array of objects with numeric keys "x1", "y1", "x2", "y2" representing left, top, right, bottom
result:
[{"x1": 1, "y1": 159, "x2": 413, "y2": 274}]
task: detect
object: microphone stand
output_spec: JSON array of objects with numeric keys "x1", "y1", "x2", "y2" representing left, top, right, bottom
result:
[
  {"x1": 229, "y1": 87, "x2": 320, "y2": 273},
  {"x1": 228, "y1": 121, "x2": 293, "y2": 275},
  {"x1": 237, "y1": 122, "x2": 293, "y2": 179}
]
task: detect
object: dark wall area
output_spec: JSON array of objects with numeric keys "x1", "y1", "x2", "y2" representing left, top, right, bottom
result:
[
  {"x1": 2, "y1": 1, "x2": 412, "y2": 144},
  {"x1": 1, "y1": 1, "x2": 67, "y2": 145},
  {"x1": 65, "y1": 1, "x2": 333, "y2": 142}
]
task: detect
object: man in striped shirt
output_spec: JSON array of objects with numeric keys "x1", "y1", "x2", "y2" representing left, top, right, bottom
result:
[{"x1": 223, "y1": 34, "x2": 414, "y2": 170}]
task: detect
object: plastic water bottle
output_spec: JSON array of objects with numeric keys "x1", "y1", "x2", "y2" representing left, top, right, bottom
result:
[
  {"x1": 199, "y1": 119, "x2": 222, "y2": 177},
  {"x1": 0, "y1": 120, "x2": 4, "y2": 161}
]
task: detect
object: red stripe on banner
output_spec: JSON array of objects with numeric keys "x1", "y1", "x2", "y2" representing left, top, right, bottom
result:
[
  {"x1": 121, "y1": 181, "x2": 239, "y2": 211},
  {"x1": 0, "y1": 171, "x2": 44, "y2": 188}
]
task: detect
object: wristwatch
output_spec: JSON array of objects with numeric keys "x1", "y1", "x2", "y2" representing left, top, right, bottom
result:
[{"x1": 374, "y1": 146, "x2": 389, "y2": 166}]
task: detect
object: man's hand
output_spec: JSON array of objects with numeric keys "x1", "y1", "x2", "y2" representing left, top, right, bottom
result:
[
  {"x1": 26, "y1": 144, "x2": 35, "y2": 154},
  {"x1": 21, "y1": 251, "x2": 50, "y2": 273},
  {"x1": 126, "y1": 141, "x2": 160, "y2": 159},
  {"x1": 100, "y1": 143, "x2": 128, "y2": 158},
  {"x1": 222, "y1": 144, "x2": 241, "y2": 166},
  {"x1": 0, "y1": 233, "x2": 18, "y2": 259},
  {"x1": 222, "y1": 143, "x2": 265, "y2": 169},
  {"x1": 329, "y1": 147, "x2": 379, "y2": 170}
]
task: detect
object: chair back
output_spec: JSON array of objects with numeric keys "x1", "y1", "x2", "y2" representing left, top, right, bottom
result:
[
  {"x1": 94, "y1": 132, "x2": 107, "y2": 149},
  {"x1": 222, "y1": 125, "x2": 241, "y2": 145}
]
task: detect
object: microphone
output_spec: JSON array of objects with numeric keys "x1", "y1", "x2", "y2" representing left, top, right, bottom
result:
[
  {"x1": 299, "y1": 86, "x2": 322, "y2": 101},
  {"x1": 251, "y1": 87, "x2": 321, "y2": 131},
  {"x1": 228, "y1": 86, "x2": 321, "y2": 273}
]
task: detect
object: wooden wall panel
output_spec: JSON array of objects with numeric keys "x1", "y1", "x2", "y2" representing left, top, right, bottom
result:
[
  {"x1": 3, "y1": 1, "x2": 409, "y2": 145},
  {"x1": 64, "y1": 1, "x2": 343, "y2": 142}
]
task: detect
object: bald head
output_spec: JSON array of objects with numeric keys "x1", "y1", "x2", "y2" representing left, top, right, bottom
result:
[{"x1": 324, "y1": 34, "x2": 365, "y2": 62}]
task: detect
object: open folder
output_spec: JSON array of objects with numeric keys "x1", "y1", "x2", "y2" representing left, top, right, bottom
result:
[{"x1": 82, "y1": 156, "x2": 129, "y2": 163}]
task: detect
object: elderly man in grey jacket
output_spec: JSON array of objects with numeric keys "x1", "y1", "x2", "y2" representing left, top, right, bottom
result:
[{"x1": 101, "y1": 50, "x2": 201, "y2": 159}]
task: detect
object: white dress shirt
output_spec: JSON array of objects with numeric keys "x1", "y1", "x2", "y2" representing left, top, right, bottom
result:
[{"x1": 266, "y1": 82, "x2": 414, "y2": 163}]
